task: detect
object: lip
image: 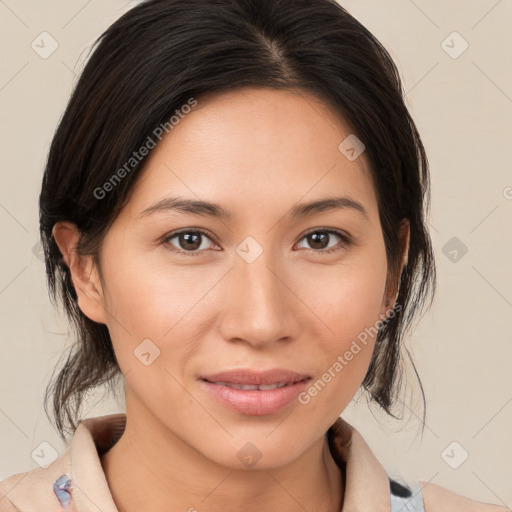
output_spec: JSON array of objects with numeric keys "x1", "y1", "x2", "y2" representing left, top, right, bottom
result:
[
  {"x1": 199, "y1": 368, "x2": 311, "y2": 415},
  {"x1": 200, "y1": 368, "x2": 310, "y2": 386}
]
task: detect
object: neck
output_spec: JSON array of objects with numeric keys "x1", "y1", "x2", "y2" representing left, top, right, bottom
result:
[{"x1": 100, "y1": 392, "x2": 344, "y2": 512}]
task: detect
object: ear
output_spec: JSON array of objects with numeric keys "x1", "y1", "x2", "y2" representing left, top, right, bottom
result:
[
  {"x1": 52, "y1": 221, "x2": 107, "y2": 324},
  {"x1": 381, "y1": 219, "x2": 410, "y2": 315}
]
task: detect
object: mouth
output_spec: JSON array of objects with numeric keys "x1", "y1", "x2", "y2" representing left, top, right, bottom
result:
[
  {"x1": 199, "y1": 369, "x2": 311, "y2": 415},
  {"x1": 200, "y1": 368, "x2": 311, "y2": 386},
  {"x1": 202, "y1": 381, "x2": 296, "y2": 390}
]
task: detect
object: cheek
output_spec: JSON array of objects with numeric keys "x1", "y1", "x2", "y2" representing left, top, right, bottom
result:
[
  {"x1": 98, "y1": 248, "x2": 228, "y2": 394},
  {"x1": 102, "y1": 249, "x2": 219, "y2": 336},
  {"x1": 98, "y1": 251, "x2": 206, "y2": 411},
  {"x1": 294, "y1": 247, "x2": 388, "y2": 400},
  {"x1": 298, "y1": 245, "x2": 388, "y2": 340}
]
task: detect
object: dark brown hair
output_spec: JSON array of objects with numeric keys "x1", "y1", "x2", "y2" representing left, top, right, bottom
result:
[{"x1": 40, "y1": 0, "x2": 436, "y2": 440}]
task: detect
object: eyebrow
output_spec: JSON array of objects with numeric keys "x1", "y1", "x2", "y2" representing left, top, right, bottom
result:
[{"x1": 139, "y1": 195, "x2": 368, "y2": 220}]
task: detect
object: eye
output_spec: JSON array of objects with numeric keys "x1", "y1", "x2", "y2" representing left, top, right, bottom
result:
[
  {"x1": 296, "y1": 228, "x2": 351, "y2": 254},
  {"x1": 162, "y1": 227, "x2": 352, "y2": 257},
  {"x1": 162, "y1": 229, "x2": 218, "y2": 257}
]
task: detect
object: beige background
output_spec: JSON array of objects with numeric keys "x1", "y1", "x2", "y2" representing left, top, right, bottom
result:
[{"x1": 0, "y1": 0, "x2": 511, "y2": 506}]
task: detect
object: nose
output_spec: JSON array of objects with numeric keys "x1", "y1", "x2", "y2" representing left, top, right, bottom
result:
[{"x1": 217, "y1": 248, "x2": 300, "y2": 349}]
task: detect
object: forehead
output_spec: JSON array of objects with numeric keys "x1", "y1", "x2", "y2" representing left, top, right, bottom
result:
[{"x1": 125, "y1": 87, "x2": 378, "y2": 223}]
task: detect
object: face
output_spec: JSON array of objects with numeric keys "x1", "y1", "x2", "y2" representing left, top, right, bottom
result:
[{"x1": 64, "y1": 87, "x2": 407, "y2": 469}]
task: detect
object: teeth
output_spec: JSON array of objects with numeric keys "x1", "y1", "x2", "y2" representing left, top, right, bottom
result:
[
  {"x1": 211, "y1": 381, "x2": 289, "y2": 390},
  {"x1": 259, "y1": 383, "x2": 288, "y2": 390}
]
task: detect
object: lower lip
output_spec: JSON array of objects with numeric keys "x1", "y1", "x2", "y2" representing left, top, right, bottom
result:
[{"x1": 200, "y1": 379, "x2": 310, "y2": 415}]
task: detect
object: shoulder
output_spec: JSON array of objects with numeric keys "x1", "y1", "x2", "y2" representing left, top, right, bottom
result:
[
  {"x1": 420, "y1": 481, "x2": 510, "y2": 512},
  {"x1": 0, "y1": 485, "x2": 22, "y2": 511},
  {"x1": 0, "y1": 495, "x2": 19, "y2": 511},
  {"x1": 0, "y1": 497, "x2": 20, "y2": 511},
  {"x1": 0, "y1": 468, "x2": 62, "y2": 511},
  {"x1": 0, "y1": 498, "x2": 20, "y2": 511},
  {"x1": 0, "y1": 467, "x2": 77, "y2": 511}
]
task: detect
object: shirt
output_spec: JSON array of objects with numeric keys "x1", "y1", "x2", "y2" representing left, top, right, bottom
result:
[{"x1": 0, "y1": 413, "x2": 506, "y2": 511}]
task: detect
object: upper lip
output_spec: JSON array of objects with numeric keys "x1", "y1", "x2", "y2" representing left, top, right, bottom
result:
[{"x1": 201, "y1": 368, "x2": 311, "y2": 385}]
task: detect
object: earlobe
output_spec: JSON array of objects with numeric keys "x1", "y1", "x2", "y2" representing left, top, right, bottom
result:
[{"x1": 51, "y1": 222, "x2": 107, "y2": 324}]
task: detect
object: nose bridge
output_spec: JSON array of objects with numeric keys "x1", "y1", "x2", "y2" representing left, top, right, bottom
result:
[{"x1": 220, "y1": 244, "x2": 296, "y2": 346}]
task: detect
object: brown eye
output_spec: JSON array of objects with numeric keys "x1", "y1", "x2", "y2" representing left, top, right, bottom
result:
[
  {"x1": 296, "y1": 229, "x2": 351, "y2": 254},
  {"x1": 163, "y1": 229, "x2": 216, "y2": 256}
]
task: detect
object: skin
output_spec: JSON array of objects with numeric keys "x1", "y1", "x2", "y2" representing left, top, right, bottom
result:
[{"x1": 53, "y1": 87, "x2": 409, "y2": 512}]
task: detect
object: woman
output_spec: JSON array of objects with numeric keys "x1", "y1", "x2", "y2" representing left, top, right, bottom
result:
[{"x1": 0, "y1": 0, "x2": 506, "y2": 510}]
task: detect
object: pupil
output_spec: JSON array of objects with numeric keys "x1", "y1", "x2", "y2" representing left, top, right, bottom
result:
[
  {"x1": 181, "y1": 232, "x2": 201, "y2": 250},
  {"x1": 309, "y1": 232, "x2": 328, "y2": 249}
]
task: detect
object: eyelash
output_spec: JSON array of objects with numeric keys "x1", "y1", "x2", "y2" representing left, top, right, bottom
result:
[{"x1": 162, "y1": 228, "x2": 352, "y2": 257}]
